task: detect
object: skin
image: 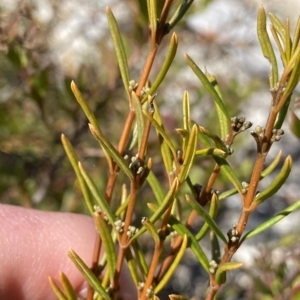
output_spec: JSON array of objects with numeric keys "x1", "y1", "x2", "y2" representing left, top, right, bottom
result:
[{"x1": 0, "y1": 204, "x2": 137, "y2": 300}]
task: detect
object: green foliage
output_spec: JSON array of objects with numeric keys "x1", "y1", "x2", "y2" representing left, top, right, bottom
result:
[{"x1": 1, "y1": 1, "x2": 300, "y2": 300}]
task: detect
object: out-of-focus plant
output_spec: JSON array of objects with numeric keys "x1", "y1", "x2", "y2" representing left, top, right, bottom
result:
[{"x1": 3, "y1": 0, "x2": 300, "y2": 299}]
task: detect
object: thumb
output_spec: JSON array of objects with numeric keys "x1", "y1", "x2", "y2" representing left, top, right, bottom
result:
[{"x1": 0, "y1": 204, "x2": 136, "y2": 300}]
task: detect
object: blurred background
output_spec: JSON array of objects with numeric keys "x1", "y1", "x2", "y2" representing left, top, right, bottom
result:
[{"x1": 1, "y1": 0, "x2": 300, "y2": 299}]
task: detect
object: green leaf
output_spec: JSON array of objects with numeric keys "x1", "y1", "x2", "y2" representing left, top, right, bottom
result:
[
  {"x1": 142, "y1": 217, "x2": 160, "y2": 244},
  {"x1": 78, "y1": 162, "x2": 115, "y2": 226},
  {"x1": 168, "y1": 0, "x2": 194, "y2": 30},
  {"x1": 195, "y1": 148, "x2": 226, "y2": 158},
  {"x1": 290, "y1": 108, "x2": 300, "y2": 139},
  {"x1": 180, "y1": 91, "x2": 191, "y2": 152},
  {"x1": 106, "y1": 7, "x2": 130, "y2": 95},
  {"x1": 70, "y1": 81, "x2": 113, "y2": 170},
  {"x1": 255, "y1": 156, "x2": 292, "y2": 205},
  {"x1": 269, "y1": 13, "x2": 287, "y2": 46},
  {"x1": 186, "y1": 194, "x2": 226, "y2": 243},
  {"x1": 210, "y1": 231, "x2": 221, "y2": 264},
  {"x1": 192, "y1": 121, "x2": 215, "y2": 148},
  {"x1": 215, "y1": 262, "x2": 243, "y2": 285},
  {"x1": 143, "y1": 108, "x2": 177, "y2": 171},
  {"x1": 131, "y1": 239, "x2": 149, "y2": 280},
  {"x1": 257, "y1": 6, "x2": 278, "y2": 87},
  {"x1": 132, "y1": 179, "x2": 179, "y2": 240},
  {"x1": 147, "y1": 0, "x2": 157, "y2": 33},
  {"x1": 261, "y1": 150, "x2": 283, "y2": 178},
  {"x1": 182, "y1": 91, "x2": 190, "y2": 131},
  {"x1": 147, "y1": 170, "x2": 165, "y2": 204},
  {"x1": 89, "y1": 124, "x2": 134, "y2": 180},
  {"x1": 169, "y1": 216, "x2": 209, "y2": 273},
  {"x1": 178, "y1": 124, "x2": 198, "y2": 183},
  {"x1": 94, "y1": 214, "x2": 117, "y2": 284},
  {"x1": 291, "y1": 16, "x2": 300, "y2": 55},
  {"x1": 68, "y1": 249, "x2": 110, "y2": 299},
  {"x1": 185, "y1": 54, "x2": 230, "y2": 127},
  {"x1": 154, "y1": 235, "x2": 188, "y2": 294},
  {"x1": 141, "y1": 33, "x2": 178, "y2": 103},
  {"x1": 205, "y1": 71, "x2": 231, "y2": 140},
  {"x1": 282, "y1": 45, "x2": 300, "y2": 102},
  {"x1": 60, "y1": 272, "x2": 77, "y2": 300},
  {"x1": 125, "y1": 243, "x2": 142, "y2": 285},
  {"x1": 49, "y1": 277, "x2": 67, "y2": 300},
  {"x1": 212, "y1": 155, "x2": 243, "y2": 195},
  {"x1": 153, "y1": 102, "x2": 174, "y2": 174},
  {"x1": 61, "y1": 134, "x2": 94, "y2": 214},
  {"x1": 242, "y1": 199, "x2": 300, "y2": 241},
  {"x1": 149, "y1": 178, "x2": 179, "y2": 224},
  {"x1": 199, "y1": 126, "x2": 229, "y2": 155},
  {"x1": 132, "y1": 92, "x2": 145, "y2": 151}
]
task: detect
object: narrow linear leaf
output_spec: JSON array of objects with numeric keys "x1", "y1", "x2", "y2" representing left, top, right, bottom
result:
[
  {"x1": 183, "y1": 91, "x2": 190, "y2": 131},
  {"x1": 147, "y1": 0, "x2": 157, "y2": 35},
  {"x1": 128, "y1": 121, "x2": 139, "y2": 150},
  {"x1": 282, "y1": 45, "x2": 300, "y2": 101},
  {"x1": 143, "y1": 110, "x2": 177, "y2": 161},
  {"x1": 89, "y1": 124, "x2": 134, "y2": 180},
  {"x1": 60, "y1": 272, "x2": 77, "y2": 300},
  {"x1": 68, "y1": 249, "x2": 110, "y2": 298},
  {"x1": 285, "y1": 19, "x2": 291, "y2": 62},
  {"x1": 205, "y1": 72, "x2": 230, "y2": 139},
  {"x1": 106, "y1": 7, "x2": 130, "y2": 94},
  {"x1": 94, "y1": 214, "x2": 117, "y2": 284},
  {"x1": 70, "y1": 81, "x2": 113, "y2": 170},
  {"x1": 169, "y1": 216, "x2": 209, "y2": 273},
  {"x1": 142, "y1": 33, "x2": 178, "y2": 103},
  {"x1": 242, "y1": 199, "x2": 300, "y2": 241},
  {"x1": 70, "y1": 81, "x2": 101, "y2": 133},
  {"x1": 185, "y1": 54, "x2": 230, "y2": 121},
  {"x1": 212, "y1": 155, "x2": 243, "y2": 195},
  {"x1": 195, "y1": 193, "x2": 223, "y2": 241},
  {"x1": 132, "y1": 179, "x2": 179, "y2": 240},
  {"x1": 181, "y1": 91, "x2": 190, "y2": 152},
  {"x1": 168, "y1": 0, "x2": 194, "y2": 30},
  {"x1": 142, "y1": 217, "x2": 160, "y2": 244},
  {"x1": 49, "y1": 277, "x2": 67, "y2": 300},
  {"x1": 192, "y1": 121, "x2": 215, "y2": 148},
  {"x1": 147, "y1": 170, "x2": 165, "y2": 204},
  {"x1": 124, "y1": 245, "x2": 141, "y2": 285},
  {"x1": 178, "y1": 124, "x2": 198, "y2": 183},
  {"x1": 290, "y1": 109, "x2": 300, "y2": 139},
  {"x1": 61, "y1": 134, "x2": 94, "y2": 214},
  {"x1": 195, "y1": 148, "x2": 226, "y2": 158},
  {"x1": 291, "y1": 16, "x2": 300, "y2": 55},
  {"x1": 270, "y1": 24, "x2": 287, "y2": 67},
  {"x1": 261, "y1": 150, "x2": 283, "y2": 178},
  {"x1": 149, "y1": 178, "x2": 179, "y2": 224},
  {"x1": 269, "y1": 13, "x2": 287, "y2": 46},
  {"x1": 257, "y1": 6, "x2": 278, "y2": 87},
  {"x1": 255, "y1": 155, "x2": 292, "y2": 205},
  {"x1": 152, "y1": 102, "x2": 174, "y2": 173},
  {"x1": 78, "y1": 162, "x2": 115, "y2": 226},
  {"x1": 210, "y1": 231, "x2": 221, "y2": 264},
  {"x1": 154, "y1": 235, "x2": 188, "y2": 294},
  {"x1": 186, "y1": 194, "x2": 226, "y2": 243},
  {"x1": 215, "y1": 262, "x2": 243, "y2": 285},
  {"x1": 131, "y1": 239, "x2": 149, "y2": 279},
  {"x1": 199, "y1": 126, "x2": 228, "y2": 155},
  {"x1": 132, "y1": 92, "x2": 145, "y2": 151}
]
